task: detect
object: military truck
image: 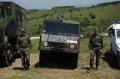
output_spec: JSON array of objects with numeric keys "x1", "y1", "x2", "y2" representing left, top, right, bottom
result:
[
  {"x1": 39, "y1": 20, "x2": 80, "y2": 68},
  {"x1": 0, "y1": 1, "x2": 26, "y2": 66}
]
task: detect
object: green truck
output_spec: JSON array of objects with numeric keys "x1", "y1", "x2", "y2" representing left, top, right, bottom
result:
[
  {"x1": 39, "y1": 20, "x2": 80, "y2": 68},
  {"x1": 0, "y1": 1, "x2": 26, "y2": 66}
]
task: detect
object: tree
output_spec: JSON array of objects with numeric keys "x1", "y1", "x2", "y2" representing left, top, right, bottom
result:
[{"x1": 89, "y1": 12, "x2": 96, "y2": 19}]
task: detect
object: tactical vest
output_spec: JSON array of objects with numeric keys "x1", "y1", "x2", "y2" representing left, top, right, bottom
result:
[
  {"x1": 18, "y1": 35, "x2": 30, "y2": 48},
  {"x1": 91, "y1": 34, "x2": 102, "y2": 48}
]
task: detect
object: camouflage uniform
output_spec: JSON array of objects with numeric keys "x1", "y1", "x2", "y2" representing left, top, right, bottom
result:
[
  {"x1": 17, "y1": 29, "x2": 31, "y2": 69},
  {"x1": 88, "y1": 29, "x2": 103, "y2": 70}
]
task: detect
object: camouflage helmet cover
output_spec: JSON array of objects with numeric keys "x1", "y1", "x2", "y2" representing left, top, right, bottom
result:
[{"x1": 20, "y1": 28, "x2": 26, "y2": 32}]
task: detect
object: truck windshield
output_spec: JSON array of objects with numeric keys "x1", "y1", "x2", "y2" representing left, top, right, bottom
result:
[
  {"x1": 116, "y1": 29, "x2": 120, "y2": 39},
  {"x1": 43, "y1": 21, "x2": 80, "y2": 36}
]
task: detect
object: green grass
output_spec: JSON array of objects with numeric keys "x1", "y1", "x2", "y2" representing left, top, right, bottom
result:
[{"x1": 31, "y1": 39, "x2": 39, "y2": 54}]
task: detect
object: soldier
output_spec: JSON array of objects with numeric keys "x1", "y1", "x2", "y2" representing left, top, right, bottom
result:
[
  {"x1": 88, "y1": 27, "x2": 103, "y2": 71},
  {"x1": 17, "y1": 28, "x2": 32, "y2": 70}
]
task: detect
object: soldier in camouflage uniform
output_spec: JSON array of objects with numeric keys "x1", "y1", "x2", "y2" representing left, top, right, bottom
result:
[
  {"x1": 88, "y1": 27, "x2": 103, "y2": 71},
  {"x1": 17, "y1": 28, "x2": 32, "y2": 70}
]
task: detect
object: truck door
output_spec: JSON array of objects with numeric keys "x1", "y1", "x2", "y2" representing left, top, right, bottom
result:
[{"x1": 0, "y1": 6, "x2": 6, "y2": 42}]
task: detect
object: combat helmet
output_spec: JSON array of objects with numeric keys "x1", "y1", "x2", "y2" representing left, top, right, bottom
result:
[{"x1": 20, "y1": 28, "x2": 26, "y2": 32}]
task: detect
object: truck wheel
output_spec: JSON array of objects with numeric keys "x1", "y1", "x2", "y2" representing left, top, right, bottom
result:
[
  {"x1": 39, "y1": 50, "x2": 46, "y2": 66},
  {"x1": 4, "y1": 47, "x2": 13, "y2": 67},
  {"x1": 5, "y1": 49, "x2": 12, "y2": 66},
  {"x1": 69, "y1": 53, "x2": 78, "y2": 69},
  {"x1": 118, "y1": 57, "x2": 120, "y2": 68},
  {"x1": 111, "y1": 44, "x2": 114, "y2": 54},
  {"x1": 4, "y1": 52, "x2": 10, "y2": 66},
  {"x1": 117, "y1": 52, "x2": 120, "y2": 68},
  {"x1": 7, "y1": 48, "x2": 13, "y2": 65}
]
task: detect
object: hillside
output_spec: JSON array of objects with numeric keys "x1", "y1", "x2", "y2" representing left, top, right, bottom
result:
[
  {"x1": 26, "y1": 1, "x2": 120, "y2": 35},
  {"x1": 97, "y1": 1, "x2": 120, "y2": 6}
]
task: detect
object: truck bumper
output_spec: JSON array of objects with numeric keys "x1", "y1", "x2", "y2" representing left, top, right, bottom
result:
[{"x1": 40, "y1": 47, "x2": 79, "y2": 54}]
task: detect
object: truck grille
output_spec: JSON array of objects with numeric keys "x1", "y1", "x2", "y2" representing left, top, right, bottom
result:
[{"x1": 48, "y1": 42, "x2": 66, "y2": 48}]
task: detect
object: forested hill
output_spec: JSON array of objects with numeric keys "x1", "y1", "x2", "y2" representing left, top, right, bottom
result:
[
  {"x1": 26, "y1": 1, "x2": 120, "y2": 35},
  {"x1": 97, "y1": 1, "x2": 120, "y2": 6}
]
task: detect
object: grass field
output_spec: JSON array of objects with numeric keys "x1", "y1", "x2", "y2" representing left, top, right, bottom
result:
[{"x1": 0, "y1": 37, "x2": 120, "y2": 79}]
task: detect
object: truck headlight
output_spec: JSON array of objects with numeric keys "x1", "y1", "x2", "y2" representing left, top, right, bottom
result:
[
  {"x1": 70, "y1": 44, "x2": 75, "y2": 49},
  {"x1": 43, "y1": 42, "x2": 48, "y2": 47}
]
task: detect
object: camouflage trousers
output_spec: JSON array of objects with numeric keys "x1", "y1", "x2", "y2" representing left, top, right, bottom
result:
[
  {"x1": 19, "y1": 48, "x2": 30, "y2": 69},
  {"x1": 89, "y1": 48, "x2": 103, "y2": 69}
]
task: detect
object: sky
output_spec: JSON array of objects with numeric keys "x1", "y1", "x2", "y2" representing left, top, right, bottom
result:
[{"x1": 0, "y1": 0, "x2": 119, "y2": 9}]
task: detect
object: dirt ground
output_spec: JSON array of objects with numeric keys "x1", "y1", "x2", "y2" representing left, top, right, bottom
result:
[{"x1": 0, "y1": 53, "x2": 119, "y2": 79}]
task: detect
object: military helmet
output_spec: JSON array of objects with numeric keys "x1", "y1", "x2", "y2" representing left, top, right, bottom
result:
[
  {"x1": 20, "y1": 28, "x2": 26, "y2": 32},
  {"x1": 94, "y1": 27, "x2": 100, "y2": 34}
]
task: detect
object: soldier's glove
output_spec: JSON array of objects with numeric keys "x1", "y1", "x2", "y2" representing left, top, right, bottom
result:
[
  {"x1": 100, "y1": 49, "x2": 103, "y2": 52},
  {"x1": 89, "y1": 49, "x2": 92, "y2": 53},
  {"x1": 26, "y1": 48, "x2": 32, "y2": 52},
  {"x1": 100, "y1": 48, "x2": 104, "y2": 58}
]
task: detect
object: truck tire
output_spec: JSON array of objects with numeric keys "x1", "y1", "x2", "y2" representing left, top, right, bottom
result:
[
  {"x1": 118, "y1": 57, "x2": 120, "y2": 68},
  {"x1": 3, "y1": 49, "x2": 9, "y2": 66},
  {"x1": 7, "y1": 47, "x2": 13, "y2": 65},
  {"x1": 111, "y1": 43, "x2": 114, "y2": 54},
  {"x1": 39, "y1": 51, "x2": 46, "y2": 66},
  {"x1": 117, "y1": 52, "x2": 120, "y2": 68},
  {"x1": 4, "y1": 48, "x2": 13, "y2": 66},
  {"x1": 69, "y1": 53, "x2": 78, "y2": 69}
]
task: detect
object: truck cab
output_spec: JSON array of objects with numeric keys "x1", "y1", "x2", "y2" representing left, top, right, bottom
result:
[
  {"x1": 108, "y1": 23, "x2": 120, "y2": 67},
  {"x1": 39, "y1": 20, "x2": 80, "y2": 68}
]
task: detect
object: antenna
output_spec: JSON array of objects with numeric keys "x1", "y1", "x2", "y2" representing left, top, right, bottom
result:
[{"x1": 59, "y1": 15, "x2": 64, "y2": 22}]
